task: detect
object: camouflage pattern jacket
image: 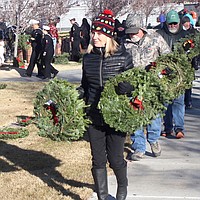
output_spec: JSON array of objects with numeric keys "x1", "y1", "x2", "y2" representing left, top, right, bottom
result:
[{"x1": 124, "y1": 29, "x2": 171, "y2": 68}]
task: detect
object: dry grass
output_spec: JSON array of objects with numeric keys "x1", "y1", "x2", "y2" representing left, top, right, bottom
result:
[
  {"x1": 0, "y1": 76, "x2": 131, "y2": 200},
  {"x1": 0, "y1": 81, "x2": 94, "y2": 200}
]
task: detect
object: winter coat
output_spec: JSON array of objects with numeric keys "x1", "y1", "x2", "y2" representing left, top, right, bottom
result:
[
  {"x1": 41, "y1": 34, "x2": 54, "y2": 57},
  {"x1": 80, "y1": 44, "x2": 133, "y2": 126},
  {"x1": 124, "y1": 30, "x2": 171, "y2": 68},
  {"x1": 30, "y1": 28, "x2": 43, "y2": 51},
  {"x1": 156, "y1": 23, "x2": 186, "y2": 50},
  {"x1": 80, "y1": 20, "x2": 90, "y2": 49}
]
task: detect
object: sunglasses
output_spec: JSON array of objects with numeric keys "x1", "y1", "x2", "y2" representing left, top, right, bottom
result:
[{"x1": 168, "y1": 22, "x2": 178, "y2": 25}]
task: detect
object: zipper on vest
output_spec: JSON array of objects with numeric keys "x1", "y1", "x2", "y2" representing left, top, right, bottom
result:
[{"x1": 99, "y1": 48, "x2": 103, "y2": 88}]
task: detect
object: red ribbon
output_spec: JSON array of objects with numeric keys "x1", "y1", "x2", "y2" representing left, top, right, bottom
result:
[
  {"x1": 161, "y1": 69, "x2": 167, "y2": 75},
  {"x1": 47, "y1": 105, "x2": 59, "y2": 125},
  {"x1": 0, "y1": 132, "x2": 19, "y2": 134},
  {"x1": 150, "y1": 62, "x2": 157, "y2": 67},
  {"x1": 21, "y1": 117, "x2": 32, "y2": 123},
  {"x1": 188, "y1": 39, "x2": 195, "y2": 48},
  {"x1": 130, "y1": 97, "x2": 144, "y2": 110}
]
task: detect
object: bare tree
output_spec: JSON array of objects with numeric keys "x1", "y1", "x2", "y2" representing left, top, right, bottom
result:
[
  {"x1": 84, "y1": 0, "x2": 131, "y2": 19},
  {"x1": 85, "y1": 0, "x2": 200, "y2": 25},
  {"x1": 0, "y1": 0, "x2": 75, "y2": 65},
  {"x1": 127, "y1": 0, "x2": 167, "y2": 26}
]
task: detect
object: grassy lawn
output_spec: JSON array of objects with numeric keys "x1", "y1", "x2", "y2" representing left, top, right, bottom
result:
[{"x1": 0, "y1": 81, "x2": 94, "y2": 200}]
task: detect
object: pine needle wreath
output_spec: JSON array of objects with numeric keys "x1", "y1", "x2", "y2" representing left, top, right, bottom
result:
[
  {"x1": 154, "y1": 52, "x2": 194, "y2": 94},
  {"x1": 99, "y1": 68, "x2": 167, "y2": 134},
  {"x1": 174, "y1": 32, "x2": 200, "y2": 62},
  {"x1": 173, "y1": 32, "x2": 200, "y2": 87},
  {"x1": 0, "y1": 84, "x2": 7, "y2": 89},
  {"x1": 33, "y1": 78, "x2": 91, "y2": 141},
  {"x1": 0, "y1": 127, "x2": 29, "y2": 139}
]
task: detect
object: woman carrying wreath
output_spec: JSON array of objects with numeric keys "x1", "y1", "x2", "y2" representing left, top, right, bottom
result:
[{"x1": 77, "y1": 9, "x2": 133, "y2": 200}]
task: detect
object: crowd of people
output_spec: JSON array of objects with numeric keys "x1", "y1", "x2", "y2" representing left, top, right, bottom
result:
[
  {"x1": 0, "y1": 16, "x2": 91, "y2": 79},
  {"x1": 0, "y1": 7, "x2": 200, "y2": 200},
  {"x1": 158, "y1": 8, "x2": 198, "y2": 29}
]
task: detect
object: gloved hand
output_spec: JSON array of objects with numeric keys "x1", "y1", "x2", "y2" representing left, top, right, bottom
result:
[
  {"x1": 183, "y1": 39, "x2": 194, "y2": 52},
  {"x1": 145, "y1": 62, "x2": 156, "y2": 72},
  {"x1": 115, "y1": 81, "x2": 134, "y2": 96},
  {"x1": 43, "y1": 52, "x2": 47, "y2": 56},
  {"x1": 161, "y1": 67, "x2": 173, "y2": 75},
  {"x1": 76, "y1": 86, "x2": 85, "y2": 99}
]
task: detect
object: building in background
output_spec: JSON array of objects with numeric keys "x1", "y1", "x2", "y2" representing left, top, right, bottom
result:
[{"x1": 57, "y1": 2, "x2": 91, "y2": 32}]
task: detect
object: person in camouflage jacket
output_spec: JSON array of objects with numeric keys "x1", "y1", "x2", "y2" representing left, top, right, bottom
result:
[
  {"x1": 122, "y1": 13, "x2": 171, "y2": 161},
  {"x1": 124, "y1": 28, "x2": 170, "y2": 68}
]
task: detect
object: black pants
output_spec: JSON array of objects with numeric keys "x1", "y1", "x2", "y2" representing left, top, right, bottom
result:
[
  {"x1": 26, "y1": 49, "x2": 43, "y2": 76},
  {"x1": 71, "y1": 41, "x2": 80, "y2": 62},
  {"x1": 88, "y1": 124, "x2": 127, "y2": 170},
  {"x1": 42, "y1": 54, "x2": 57, "y2": 78},
  {"x1": 184, "y1": 88, "x2": 192, "y2": 107}
]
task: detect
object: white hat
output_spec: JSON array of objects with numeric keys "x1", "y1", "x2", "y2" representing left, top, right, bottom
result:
[
  {"x1": 29, "y1": 19, "x2": 39, "y2": 25},
  {"x1": 43, "y1": 25, "x2": 50, "y2": 31}
]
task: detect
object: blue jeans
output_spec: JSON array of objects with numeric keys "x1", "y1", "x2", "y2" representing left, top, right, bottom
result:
[
  {"x1": 163, "y1": 94, "x2": 185, "y2": 133},
  {"x1": 131, "y1": 116, "x2": 161, "y2": 152}
]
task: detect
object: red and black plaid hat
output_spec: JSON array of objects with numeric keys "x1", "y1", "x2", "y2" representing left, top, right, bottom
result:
[{"x1": 91, "y1": 9, "x2": 115, "y2": 38}]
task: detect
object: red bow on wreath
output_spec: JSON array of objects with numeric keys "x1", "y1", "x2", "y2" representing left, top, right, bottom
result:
[
  {"x1": 130, "y1": 96, "x2": 144, "y2": 110},
  {"x1": 44, "y1": 100, "x2": 59, "y2": 125}
]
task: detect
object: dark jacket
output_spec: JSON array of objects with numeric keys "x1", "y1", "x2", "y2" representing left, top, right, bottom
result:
[
  {"x1": 80, "y1": 18, "x2": 90, "y2": 48},
  {"x1": 42, "y1": 34, "x2": 54, "y2": 57},
  {"x1": 30, "y1": 28, "x2": 43, "y2": 51},
  {"x1": 80, "y1": 44, "x2": 133, "y2": 126},
  {"x1": 184, "y1": 25, "x2": 197, "y2": 35},
  {"x1": 156, "y1": 23, "x2": 186, "y2": 50}
]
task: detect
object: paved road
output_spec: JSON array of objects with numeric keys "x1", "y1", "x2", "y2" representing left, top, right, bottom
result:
[
  {"x1": 90, "y1": 70, "x2": 200, "y2": 200},
  {"x1": 0, "y1": 64, "x2": 82, "y2": 83}
]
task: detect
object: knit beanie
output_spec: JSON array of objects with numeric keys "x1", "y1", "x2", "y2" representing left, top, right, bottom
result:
[{"x1": 91, "y1": 9, "x2": 115, "y2": 38}]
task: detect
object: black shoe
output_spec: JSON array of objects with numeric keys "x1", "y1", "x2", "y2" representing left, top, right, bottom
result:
[
  {"x1": 36, "y1": 74, "x2": 44, "y2": 78},
  {"x1": 52, "y1": 70, "x2": 59, "y2": 78},
  {"x1": 42, "y1": 76, "x2": 51, "y2": 80},
  {"x1": 161, "y1": 130, "x2": 173, "y2": 137},
  {"x1": 185, "y1": 104, "x2": 192, "y2": 109},
  {"x1": 23, "y1": 73, "x2": 31, "y2": 77}
]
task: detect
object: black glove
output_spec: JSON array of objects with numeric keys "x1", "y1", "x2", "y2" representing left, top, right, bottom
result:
[
  {"x1": 161, "y1": 67, "x2": 173, "y2": 75},
  {"x1": 183, "y1": 40, "x2": 194, "y2": 52},
  {"x1": 115, "y1": 81, "x2": 134, "y2": 96},
  {"x1": 76, "y1": 86, "x2": 85, "y2": 99},
  {"x1": 191, "y1": 54, "x2": 200, "y2": 70}
]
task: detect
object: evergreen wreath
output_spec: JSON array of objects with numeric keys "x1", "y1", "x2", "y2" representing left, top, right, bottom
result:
[
  {"x1": 0, "y1": 127, "x2": 29, "y2": 139},
  {"x1": 154, "y1": 52, "x2": 194, "y2": 95},
  {"x1": 0, "y1": 84, "x2": 7, "y2": 89},
  {"x1": 99, "y1": 68, "x2": 167, "y2": 134},
  {"x1": 174, "y1": 32, "x2": 200, "y2": 62},
  {"x1": 33, "y1": 78, "x2": 91, "y2": 141}
]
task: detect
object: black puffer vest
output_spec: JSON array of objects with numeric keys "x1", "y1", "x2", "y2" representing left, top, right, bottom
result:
[{"x1": 81, "y1": 44, "x2": 133, "y2": 126}]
